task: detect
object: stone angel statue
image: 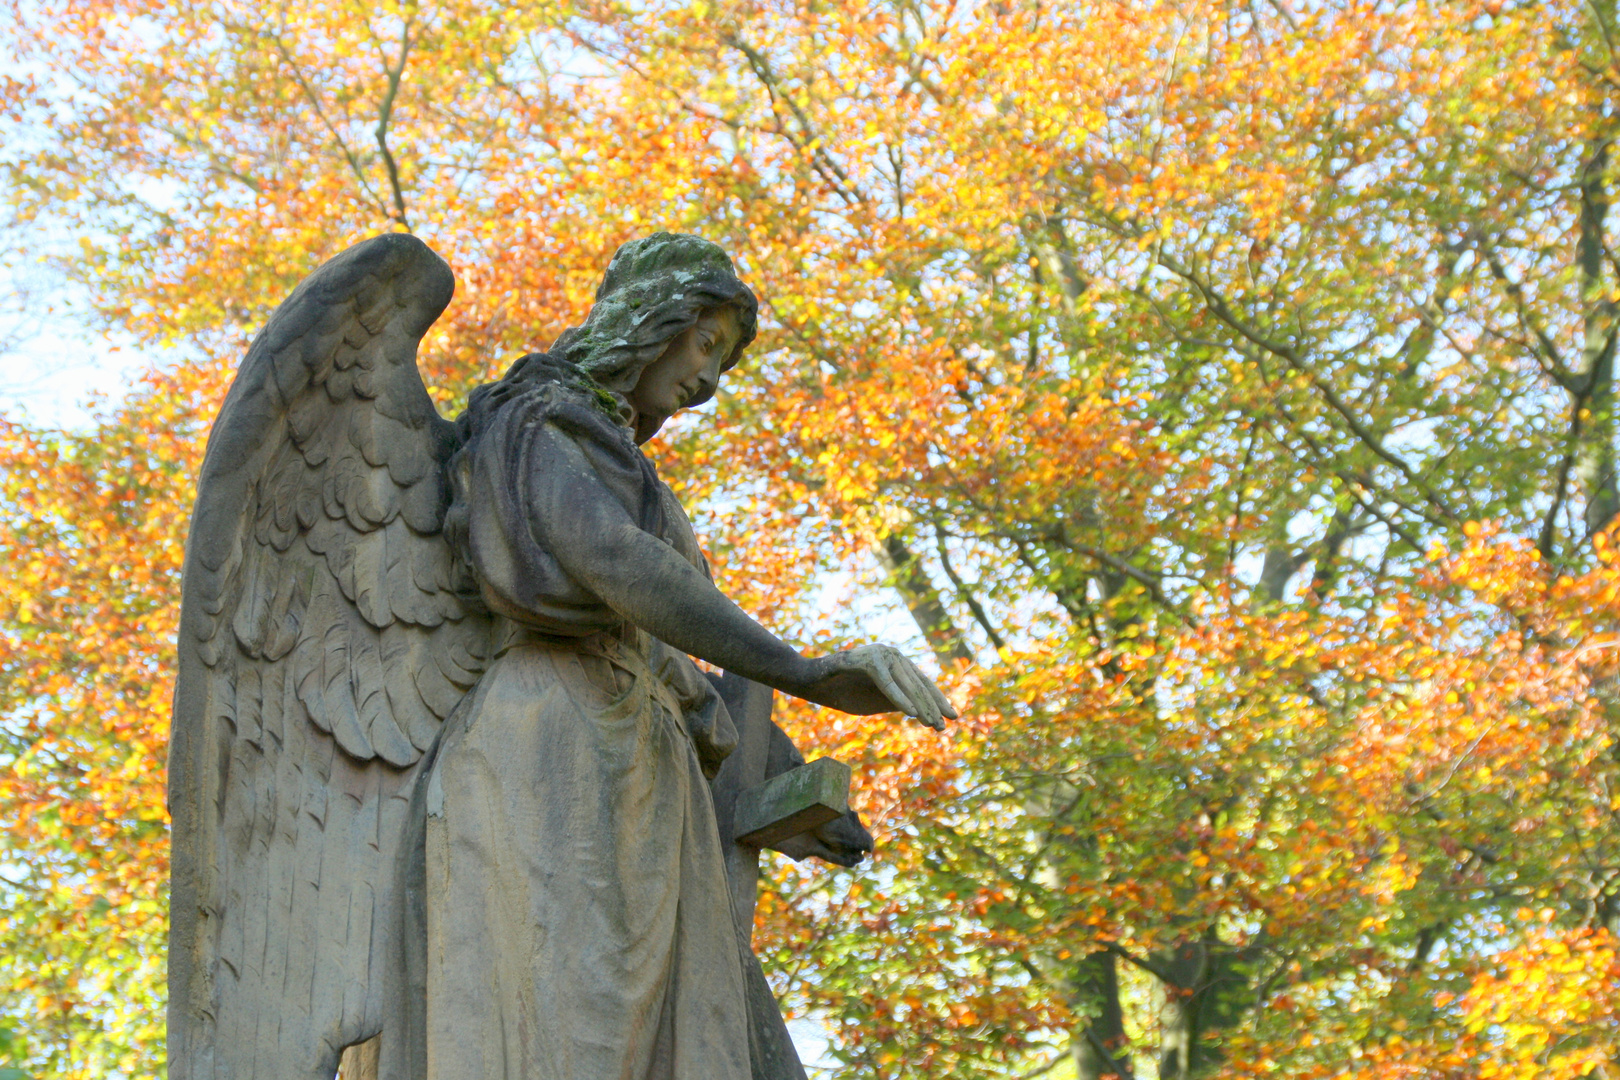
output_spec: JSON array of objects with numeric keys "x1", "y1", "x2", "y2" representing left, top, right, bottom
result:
[{"x1": 167, "y1": 232, "x2": 954, "y2": 1080}]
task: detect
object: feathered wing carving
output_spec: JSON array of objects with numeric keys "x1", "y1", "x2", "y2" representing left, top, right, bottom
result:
[{"x1": 167, "y1": 234, "x2": 491, "y2": 1080}]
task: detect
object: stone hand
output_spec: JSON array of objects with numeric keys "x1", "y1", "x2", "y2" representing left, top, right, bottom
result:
[
  {"x1": 554, "y1": 517, "x2": 956, "y2": 729},
  {"x1": 797, "y1": 644, "x2": 957, "y2": 730}
]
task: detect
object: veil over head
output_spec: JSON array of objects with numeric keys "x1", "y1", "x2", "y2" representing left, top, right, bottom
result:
[
  {"x1": 445, "y1": 233, "x2": 758, "y2": 586},
  {"x1": 545, "y1": 231, "x2": 759, "y2": 396}
]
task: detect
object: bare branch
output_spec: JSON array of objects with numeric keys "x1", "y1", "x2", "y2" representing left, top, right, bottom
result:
[
  {"x1": 1156, "y1": 249, "x2": 1463, "y2": 523},
  {"x1": 267, "y1": 31, "x2": 387, "y2": 216},
  {"x1": 721, "y1": 32, "x2": 866, "y2": 206},
  {"x1": 934, "y1": 526, "x2": 1009, "y2": 652},
  {"x1": 373, "y1": 17, "x2": 414, "y2": 229}
]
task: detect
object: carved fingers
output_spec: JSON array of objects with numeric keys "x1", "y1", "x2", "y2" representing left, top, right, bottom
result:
[{"x1": 840, "y1": 644, "x2": 957, "y2": 731}]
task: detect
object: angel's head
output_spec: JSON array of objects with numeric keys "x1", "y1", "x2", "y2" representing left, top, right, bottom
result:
[{"x1": 546, "y1": 232, "x2": 758, "y2": 443}]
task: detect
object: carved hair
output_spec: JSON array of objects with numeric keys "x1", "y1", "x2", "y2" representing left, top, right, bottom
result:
[
  {"x1": 444, "y1": 233, "x2": 757, "y2": 572},
  {"x1": 548, "y1": 231, "x2": 758, "y2": 393},
  {"x1": 460, "y1": 232, "x2": 759, "y2": 425}
]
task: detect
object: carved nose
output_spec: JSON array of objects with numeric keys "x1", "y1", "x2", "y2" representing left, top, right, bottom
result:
[{"x1": 689, "y1": 373, "x2": 718, "y2": 406}]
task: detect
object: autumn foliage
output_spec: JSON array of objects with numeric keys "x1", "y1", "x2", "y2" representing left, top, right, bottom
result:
[{"x1": 1, "y1": 0, "x2": 1618, "y2": 1076}]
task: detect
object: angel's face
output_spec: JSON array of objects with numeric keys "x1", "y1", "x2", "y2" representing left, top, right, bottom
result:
[{"x1": 628, "y1": 306, "x2": 742, "y2": 444}]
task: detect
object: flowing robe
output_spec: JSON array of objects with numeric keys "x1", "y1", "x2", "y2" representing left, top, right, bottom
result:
[{"x1": 417, "y1": 379, "x2": 750, "y2": 1080}]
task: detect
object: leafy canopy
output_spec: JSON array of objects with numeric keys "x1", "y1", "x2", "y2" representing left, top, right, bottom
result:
[{"x1": 1, "y1": 0, "x2": 1618, "y2": 1076}]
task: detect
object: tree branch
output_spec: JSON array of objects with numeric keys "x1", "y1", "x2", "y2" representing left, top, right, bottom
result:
[
  {"x1": 934, "y1": 526, "x2": 1008, "y2": 651},
  {"x1": 878, "y1": 533, "x2": 974, "y2": 665},
  {"x1": 1157, "y1": 249, "x2": 1462, "y2": 523},
  {"x1": 373, "y1": 18, "x2": 414, "y2": 229},
  {"x1": 267, "y1": 30, "x2": 387, "y2": 216},
  {"x1": 722, "y1": 32, "x2": 866, "y2": 206}
]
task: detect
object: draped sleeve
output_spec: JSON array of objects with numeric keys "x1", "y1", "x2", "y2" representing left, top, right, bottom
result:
[
  {"x1": 457, "y1": 374, "x2": 737, "y2": 773},
  {"x1": 461, "y1": 379, "x2": 677, "y2": 636}
]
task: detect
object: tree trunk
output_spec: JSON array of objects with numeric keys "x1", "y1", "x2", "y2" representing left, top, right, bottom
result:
[
  {"x1": 1072, "y1": 950, "x2": 1133, "y2": 1080},
  {"x1": 1578, "y1": 145, "x2": 1618, "y2": 535},
  {"x1": 1153, "y1": 943, "x2": 1210, "y2": 1080},
  {"x1": 876, "y1": 533, "x2": 974, "y2": 665},
  {"x1": 1578, "y1": 4, "x2": 1619, "y2": 535}
]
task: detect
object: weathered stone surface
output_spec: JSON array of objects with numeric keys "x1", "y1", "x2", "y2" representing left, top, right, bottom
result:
[
  {"x1": 170, "y1": 232, "x2": 951, "y2": 1080},
  {"x1": 734, "y1": 758, "x2": 851, "y2": 848}
]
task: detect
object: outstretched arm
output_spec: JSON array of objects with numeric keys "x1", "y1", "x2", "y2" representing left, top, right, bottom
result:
[{"x1": 535, "y1": 448, "x2": 954, "y2": 728}]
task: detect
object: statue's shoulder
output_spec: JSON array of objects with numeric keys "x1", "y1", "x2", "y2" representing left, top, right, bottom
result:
[{"x1": 464, "y1": 353, "x2": 633, "y2": 445}]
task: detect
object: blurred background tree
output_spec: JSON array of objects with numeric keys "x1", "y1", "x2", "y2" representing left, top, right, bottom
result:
[{"x1": 1, "y1": 0, "x2": 1617, "y2": 1076}]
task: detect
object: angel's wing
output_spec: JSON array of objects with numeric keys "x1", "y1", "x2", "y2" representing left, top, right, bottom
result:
[{"x1": 167, "y1": 233, "x2": 491, "y2": 1080}]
